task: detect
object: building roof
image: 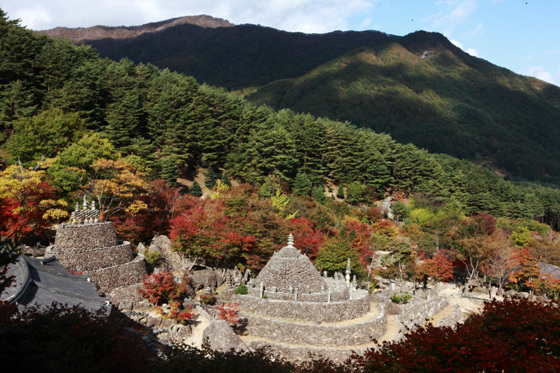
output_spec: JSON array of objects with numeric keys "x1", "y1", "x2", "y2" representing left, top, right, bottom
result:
[{"x1": 2, "y1": 255, "x2": 109, "y2": 313}]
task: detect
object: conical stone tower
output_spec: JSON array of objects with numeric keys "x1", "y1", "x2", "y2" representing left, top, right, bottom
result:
[{"x1": 254, "y1": 234, "x2": 327, "y2": 293}]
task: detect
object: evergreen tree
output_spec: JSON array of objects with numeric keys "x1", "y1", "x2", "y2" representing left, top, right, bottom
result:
[
  {"x1": 189, "y1": 181, "x2": 203, "y2": 197},
  {"x1": 292, "y1": 171, "x2": 312, "y2": 196},
  {"x1": 312, "y1": 185, "x2": 327, "y2": 204},
  {"x1": 159, "y1": 156, "x2": 179, "y2": 185},
  {"x1": 205, "y1": 166, "x2": 221, "y2": 189},
  {"x1": 336, "y1": 182, "x2": 345, "y2": 199}
]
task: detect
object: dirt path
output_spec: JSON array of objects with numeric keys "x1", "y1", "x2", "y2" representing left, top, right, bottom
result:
[
  {"x1": 377, "y1": 314, "x2": 399, "y2": 343},
  {"x1": 428, "y1": 305, "x2": 456, "y2": 326},
  {"x1": 182, "y1": 311, "x2": 212, "y2": 348}
]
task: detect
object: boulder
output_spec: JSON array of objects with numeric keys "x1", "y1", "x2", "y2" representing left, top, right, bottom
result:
[
  {"x1": 203, "y1": 319, "x2": 250, "y2": 353},
  {"x1": 150, "y1": 235, "x2": 189, "y2": 271},
  {"x1": 190, "y1": 269, "x2": 223, "y2": 290}
]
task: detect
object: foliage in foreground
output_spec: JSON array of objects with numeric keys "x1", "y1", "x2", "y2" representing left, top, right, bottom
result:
[{"x1": 353, "y1": 297, "x2": 560, "y2": 373}]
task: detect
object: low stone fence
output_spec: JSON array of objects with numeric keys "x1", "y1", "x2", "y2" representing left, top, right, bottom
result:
[
  {"x1": 57, "y1": 243, "x2": 134, "y2": 272},
  {"x1": 398, "y1": 296, "x2": 448, "y2": 328},
  {"x1": 90, "y1": 257, "x2": 147, "y2": 294},
  {"x1": 436, "y1": 305, "x2": 463, "y2": 328},
  {"x1": 241, "y1": 304, "x2": 386, "y2": 347},
  {"x1": 233, "y1": 292, "x2": 370, "y2": 323},
  {"x1": 55, "y1": 222, "x2": 118, "y2": 250},
  {"x1": 247, "y1": 339, "x2": 367, "y2": 364},
  {"x1": 247, "y1": 286, "x2": 351, "y2": 302}
]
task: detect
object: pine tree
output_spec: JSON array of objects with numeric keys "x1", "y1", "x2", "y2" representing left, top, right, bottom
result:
[
  {"x1": 205, "y1": 166, "x2": 221, "y2": 189},
  {"x1": 336, "y1": 182, "x2": 345, "y2": 199},
  {"x1": 189, "y1": 181, "x2": 202, "y2": 197},
  {"x1": 312, "y1": 185, "x2": 326, "y2": 204},
  {"x1": 292, "y1": 171, "x2": 312, "y2": 196}
]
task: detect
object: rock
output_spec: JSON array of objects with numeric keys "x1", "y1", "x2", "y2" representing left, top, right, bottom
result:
[
  {"x1": 146, "y1": 316, "x2": 162, "y2": 328},
  {"x1": 518, "y1": 292, "x2": 530, "y2": 299},
  {"x1": 190, "y1": 269, "x2": 223, "y2": 290},
  {"x1": 119, "y1": 301, "x2": 133, "y2": 311},
  {"x1": 161, "y1": 319, "x2": 176, "y2": 328},
  {"x1": 387, "y1": 302, "x2": 402, "y2": 315},
  {"x1": 136, "y1": 242, "x2": 147, "y2": 255},
  {"x1": 203, "y1": 319, "x2": 250, "y2": 353},
  {"x1": 220, "y1": 288, "x2": 235, "y2": 301},
  {"x1": 150, "y1": 235, "x2": 188, "y2": 271},
  {"x1": 496, "y1": 288, "x2": 505, "y2": 296}
]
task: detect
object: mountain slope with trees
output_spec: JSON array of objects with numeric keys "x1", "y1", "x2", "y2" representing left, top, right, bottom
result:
[{"x1": 40, "y1": 17, "x2": 560, "y2": 185}]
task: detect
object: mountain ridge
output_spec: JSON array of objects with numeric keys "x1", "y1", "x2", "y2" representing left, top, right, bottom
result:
[{"x1": 38, "y1": 16, "x2": 560, "y2": 185}]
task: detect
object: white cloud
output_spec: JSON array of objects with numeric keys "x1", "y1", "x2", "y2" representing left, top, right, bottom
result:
[
  {"x1": 523, "y1": 66, "x2": 554, "y2": 84},
  {"x1": 450, "y1": 39, "x2": 478, "y2": 57},
  {"x1": 450, "y1": 39, "x2": 463, "y2": 48},
  {"x1": 466, "y1": 48, "x2": 478, "y2": 56},
  {"x1": 359, "y1": 18, "x2": 371, "y2": 29},
  {"x1": 470, "y1": 22, "x2": 483, "y2": 37},
  {"x1": 429, "y1": 0, "x2": 478, "y2": 36}
]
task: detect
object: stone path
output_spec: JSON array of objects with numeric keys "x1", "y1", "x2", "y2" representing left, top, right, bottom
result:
[{"x1": 182, "y1": 310, "x2": 212, "y2": 348}]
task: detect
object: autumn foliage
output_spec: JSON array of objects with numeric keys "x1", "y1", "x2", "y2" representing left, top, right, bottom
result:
[{"x1": 353, "y1": 298, "x2": 560, "y2": 372}]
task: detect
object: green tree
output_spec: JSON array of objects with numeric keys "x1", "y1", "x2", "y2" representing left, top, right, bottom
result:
[
  {"x1": 315, "y1": 239, "x2": 363, "y2": 276},
  {"x1": 5, "y1": 108, "x2": 85, "y2": 163},
  {"x1": 312, "y1": 185, "x2": 326, "y2": 204},
  {"x1": 189, "y1": 181, "x2": 203, "y2": 197},
  {"x1": 291, "y1": 171, "x2": 312, "y2": 196}
]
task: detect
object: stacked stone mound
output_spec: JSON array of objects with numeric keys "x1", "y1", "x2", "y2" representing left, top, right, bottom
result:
[
  {"x1": 232, "y1": 234, "x2": 384, "y2": 362},
  {"x1": 255, "y1": 241, "x2": 327, "y2": 293},
  {"x1": 54, "y1": 221, "x2": 147, "y2": 294}
]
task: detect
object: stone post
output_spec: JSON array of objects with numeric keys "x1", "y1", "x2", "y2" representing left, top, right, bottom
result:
[
  {"x1": 259, "y1": 282, "x2": 264, "y2": 299},
  {"x1": 327, "y1": 287, "x2": 331, "y2": 303},
  {"x1": 294, "y1": 289, "x2": 298, "y2": 301},
  {"x1": 345, "y1": 258, "x2": 351, "y2": 285}
]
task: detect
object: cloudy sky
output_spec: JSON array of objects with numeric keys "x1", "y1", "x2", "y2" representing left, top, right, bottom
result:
[{"x1": 3, "y1": 0, "x2": 559, "y2": 86}]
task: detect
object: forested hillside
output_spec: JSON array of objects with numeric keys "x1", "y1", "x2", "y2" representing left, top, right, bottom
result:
[
  {"x1": 45, "y1": 17, "x2": 560, "y2": 185},
  {"x1": 4, "y1": 8, "x2": 560, "y2": 287}
]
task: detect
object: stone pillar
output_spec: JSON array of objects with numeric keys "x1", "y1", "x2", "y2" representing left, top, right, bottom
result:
[
  {"x1": 327, "y1": 287, "x2": 331, "y2": 303},
  {"x1": 259, "y1": 282, "x2": 264, "y2": 299},
  {"x1": 294, "y1": 289, "x2": 298, "y2": 301}
]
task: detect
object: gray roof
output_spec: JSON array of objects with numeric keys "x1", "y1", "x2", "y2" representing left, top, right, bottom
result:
[{"x1": 2, "y1": 255, "x2": 110, "y2": 313}]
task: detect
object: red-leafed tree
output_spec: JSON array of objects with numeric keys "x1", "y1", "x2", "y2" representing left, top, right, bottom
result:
[
  {"x1": 416, "y1": 249, "x2": 454, "y2": 285},
  {"x1": 289, "y1": 217, "x2": 324, "y2": 260},
  {"x1": 508, "y1": 248, "x2": 543, "y2": 293},
  {"x1": 352, "y1": 298, "x2": 560, "y2": 372}
]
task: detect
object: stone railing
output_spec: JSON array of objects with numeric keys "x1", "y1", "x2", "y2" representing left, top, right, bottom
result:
[
  {"x1": 247, "y1": 285, "x2": 351, "y2": 302},
  {"x1": 56, "y1": 242, "x2": 134, "y2": 272},
  {"x1": 55, "y1": 222, "x2": 118, "y2": 251},
  {"x1": 233, "y1": 291, "x2": 370, "y2": 323}
]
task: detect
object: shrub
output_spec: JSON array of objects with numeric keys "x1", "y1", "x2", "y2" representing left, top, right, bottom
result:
[
  {"x1": 216, "y1": 303, "x2": 240, "y2": 325},
  {"x1": 390, "y1": 292, "x2": 412, "y2": 304},
  {"x1": 235, "y1": 283, "x2": 248, "y2": 295},
  {"x1": 144, "y1": 250, "x2": 161, "y2": 267}
]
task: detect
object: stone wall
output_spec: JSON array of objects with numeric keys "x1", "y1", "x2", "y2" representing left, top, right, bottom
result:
[
  {"x1": 233, "y1": 292, "x2": 370, "y2": 323},
  {"x1": 247, "y1": 340, "x2": 367, "y2": 364},
  {"x1": 436, "y1": 304, "x2": 464, "y2": 328},
  {"x1": 90, "y1": 257, "x2": 147, "y2": 294},
  {"x1": 57, "y1": 243, "x2": 134, "y2": 272},
  {"x1": 241, "y1": 304, "x2": 386, "y2": 347},
  {"x1": 398, "y1": 296, "x2": 448, "y2": 328},
  {"x1": 55, "y1": 222, "x2": 118, "y2": 251}
]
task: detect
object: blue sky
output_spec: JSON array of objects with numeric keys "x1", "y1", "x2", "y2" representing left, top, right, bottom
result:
[{"x1": 3, "y1": 0, "x2": 559, "y2": 86}]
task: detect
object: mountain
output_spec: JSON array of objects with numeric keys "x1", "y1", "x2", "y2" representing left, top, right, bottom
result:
[
  {"x1": 37, "y1": 15, "x2": 234, "y2": 43},
  {"x1": 40, "y1": 18, "x2": 560, "y2": 185}
]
